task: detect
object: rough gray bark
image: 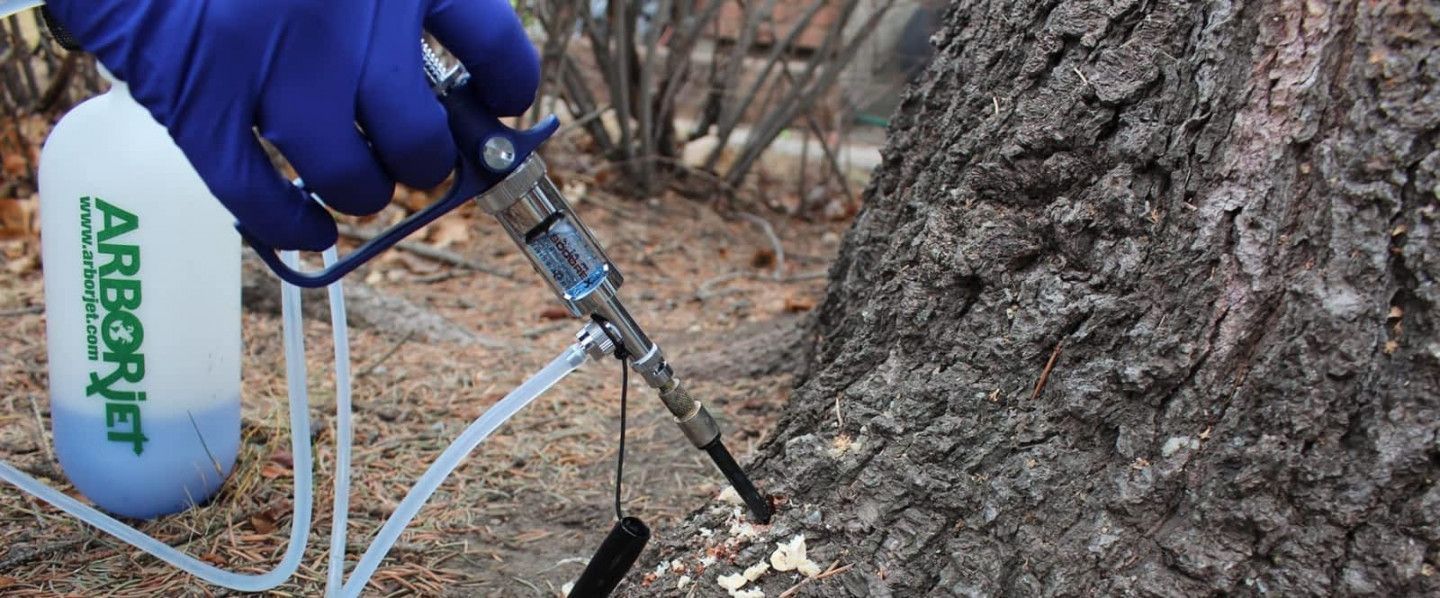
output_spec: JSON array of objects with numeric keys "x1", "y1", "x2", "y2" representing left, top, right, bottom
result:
[{"x1": 635, "y1": 0, "x2": 1439, "y2": 595}]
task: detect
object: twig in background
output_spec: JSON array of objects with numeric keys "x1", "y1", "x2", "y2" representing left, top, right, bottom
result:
[
  {"x1": 738, "y1": 212, "x2": 785, "y2": 280},
  {"x1": 778, "y1": 65, "x2": 858, "y2": 206},
  {"x1": 412, "y1": 270, "x2": 466, "y2": 285},
  {"x1": 0, "y1": 536, "x2": 89, "y2": 571},
  {"x1": 558, "y1": 55, "x2": 617, "y2": 156},
  {"x1": 536, "y1": 0, "x2": 888, "y2": 206},
  {"x1": 778, "y1": 560, "x2": 850, "y2": 598},
  {"x1": 694, "y1": 267, "x2": 827, "y2": 303},
  {"x1": 599, "y1": 154, "x2": 742, "y2": 198},
  {"x1": 651, "y1": 0, "x2": 726, "y2": 149},
  {"x1": 27, "y1": 393, "x2": 53, "y2": 464},
  {"x1": 356, "y1": 330, "x2": 415, "y2": 379},
  {"x1": 6, "y1": 17, "x2": 40, "y2": 104},
  {"x1": 635, "y1": 0, "x2": 671, "y2": 185},
  {"x1": 1031, "y1": 341, "x2": 1063, "y2": 400},
  {"x1": 777, "y1": 270, "x2": 828, "y2": 283},
  {"x1": 0, "y1": 305, "x2": 42, "y2": 317},
  {"x1": 580, "y1": 4, "x2": 634, "y2": 175},
  {"x1": 521, "y1": 321, "x2": 569, "y2": 339},
  {"x1": 35, "y1": 50, "x2": 76, "y2": 112},
  {"x1": 336, "y1": 224, "x2": 515, "y2": 281},
  {"x1": 695, "y1": 270, "x2": 747, "y2": 302},
  {"x1": 703, "y1": 0, "x2": 830, "y2": 172},
  {"x1": 725, "y1": 0, "x2": 895, "y2": 190},
  {"x1": 555, "y1": 102, "x2": 613, "y2": 137},
  {"x1": 523, "y1": 0, "x2": 581, "y2": 129}
]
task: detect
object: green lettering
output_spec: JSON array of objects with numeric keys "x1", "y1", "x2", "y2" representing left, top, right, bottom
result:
[
  {"x1": 94, "y1": 198, "x2": 139, "y2": 242},
  {"x1": 87, "y1": 377, "x2": 145, "y2": 402},
  {"x1": 97, "y1": 243, "x2": 139, "y2": 277},
  {"x1": 86, "y1": 347, "x2": 145, "y2": 395},
  {"x1": 104, "y1": 403, "x2": 147, "y2": 455},
  {"x1": 100, "y1": 277, "x2": 141, "y2": 311},
  {"x1": 101, "y1": 351, "x2": 145, "y2": 382}
]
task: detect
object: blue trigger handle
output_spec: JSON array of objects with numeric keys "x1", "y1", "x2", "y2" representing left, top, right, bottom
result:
[{"x1": 238, "y1": 77, "x2": 560, "y2": 288}]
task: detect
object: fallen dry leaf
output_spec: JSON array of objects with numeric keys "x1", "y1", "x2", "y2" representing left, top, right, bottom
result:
[
  {"x1": 426, "y1": 217, "x2": 471, "y2": 249},
  {"x1": 0, "y1": 196, "x2": 37, "y2": 240},
  {"x1": 250, "y1": 514, "x2": 278, "y2": 534},
  {"x1": 593, "y1": 168, "x2": 613, "y2": 186},
  {"x1": 259, "y1": 462, "x2": 291, "y2": 479},
  {"x1": 751, "y1": 248, "x2": 776, "y2": 269},
  {"x1": 392, "y1": 186, "x2": 430, "y2": 212},
  {"x1": 2, "y1": 153, "x2": 26, "y2": 177},
  {"x1": 562, "y1": 180, "x2": 589, "y2": 205},
  {"x1": 784, "y1": 296, "x2": 816, "y2": 313},
  {"x1": 5, "y1": 252, "x2": 39, "y2": 275},
  {"x1": 539, "y1": 306, "x2": 570, "y2": 321},
  {"x1": 396, "y1": 252, "x2": 440, "y2": 275}
]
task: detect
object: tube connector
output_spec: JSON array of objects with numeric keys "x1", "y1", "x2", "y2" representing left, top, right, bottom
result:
[
  {"x1": 658, "y1": 379, "x2": 720, "y2": 448},
  {"x1": 576, "y1": 321, "x2": 617, "y2": 361}
]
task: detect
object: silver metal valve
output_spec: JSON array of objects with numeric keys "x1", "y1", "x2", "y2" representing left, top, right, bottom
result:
[{"x1": 423, "y1": 38, "x2": 771, "y2": 522}]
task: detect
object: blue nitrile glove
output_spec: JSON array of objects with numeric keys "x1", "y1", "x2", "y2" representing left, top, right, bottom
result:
[{"x1": 45, "y1": 0, "x2": 540, "y2": 251}]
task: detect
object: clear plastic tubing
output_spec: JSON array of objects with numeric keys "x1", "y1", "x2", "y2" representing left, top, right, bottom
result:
[
  {"x1": 325, "y1": 248, "x2": 353, "y2": 596},
  {"x1": 2, "y1": 244, "x2": 583, "y2": 593},
  {"x1": 0, "y1": 251, "x2": 317, "y2": 592},
  {"x1": 337, "y1": 342, "x2": 589, "y2": 598},
  {"x1": 318, "y1": 247, "x2": 589, "y2": 596}
]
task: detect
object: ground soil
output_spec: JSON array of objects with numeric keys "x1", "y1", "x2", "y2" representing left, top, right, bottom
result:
[{"x1": 0, "y1": 153, "x2": 844, "y2": 596}]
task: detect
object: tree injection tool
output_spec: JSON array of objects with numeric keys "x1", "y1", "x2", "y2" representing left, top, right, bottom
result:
[{"x1": 0, "y1": 4, "x2": 772, "y2": 593}]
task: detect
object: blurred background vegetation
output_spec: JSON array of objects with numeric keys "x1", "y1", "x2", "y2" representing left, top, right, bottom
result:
[{"x1": 2, "y1": 0, "x2": 941, "y2": 236}]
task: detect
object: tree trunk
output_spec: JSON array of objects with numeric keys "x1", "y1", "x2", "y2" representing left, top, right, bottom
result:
[{"x1": 636, "y1": 0, "x2": 1439, "y2": 595}]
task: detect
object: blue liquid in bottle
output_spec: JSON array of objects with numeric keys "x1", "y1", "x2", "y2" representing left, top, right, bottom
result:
[{"x1": 52, "y1": 400, "x2": 240, "y2": 520}]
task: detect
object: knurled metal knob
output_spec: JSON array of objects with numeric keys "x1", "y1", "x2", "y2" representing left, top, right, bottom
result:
[{"x1": 576, "y1": 321, "x2": 616, "y2": 360}]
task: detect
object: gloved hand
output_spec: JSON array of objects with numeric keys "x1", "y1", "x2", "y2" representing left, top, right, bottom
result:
[{"x1": 46, "y1": 0, "x2": 540, "y2": 250}]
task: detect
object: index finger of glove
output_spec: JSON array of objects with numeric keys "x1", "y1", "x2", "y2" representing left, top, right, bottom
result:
[
  {"x1": 357, "y1": 1, "x2": 456, "y2": 190},
  {"x1": 174, "y1": 123, "x2": 338, "y2": 252},
  {"x1": 425, "y1": 0, "x2": 540, "y2": 116}
]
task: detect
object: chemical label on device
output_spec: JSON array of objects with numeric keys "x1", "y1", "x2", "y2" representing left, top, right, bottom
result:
[
  {"x1": 78, "y1": 196, "x2": 149, "y2": 455},
  {"x1": 528, "y1": 216, "x2": 607, "y2": 299}
]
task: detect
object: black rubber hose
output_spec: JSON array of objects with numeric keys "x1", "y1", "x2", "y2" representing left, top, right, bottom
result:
[{"x1": 568, "y1": 517, "x2": 650, "y2": 598}]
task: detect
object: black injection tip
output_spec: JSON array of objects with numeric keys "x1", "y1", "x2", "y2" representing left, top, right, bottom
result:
[{"x1": 704, "y1": 439, "x2": 773, "y2": 524}]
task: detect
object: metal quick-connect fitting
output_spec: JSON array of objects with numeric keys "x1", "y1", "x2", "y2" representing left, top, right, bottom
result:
[{"x1": 658, "y1": 379, "x2": 721, "y2": 448}]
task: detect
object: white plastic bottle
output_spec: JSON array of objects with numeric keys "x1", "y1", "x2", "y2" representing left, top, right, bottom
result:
[{"x1": 38, "y1": 69, "x2": 241, "y2": 519}]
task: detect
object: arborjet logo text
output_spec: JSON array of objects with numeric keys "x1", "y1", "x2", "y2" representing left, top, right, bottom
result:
[{"x1": 79, "y1": 196, "x2": 148, "y2": 455}]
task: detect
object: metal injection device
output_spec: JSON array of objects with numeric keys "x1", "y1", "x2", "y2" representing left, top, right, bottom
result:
[{"x1": 243, "y1": 42, "x2": 773, "y2": 525}]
